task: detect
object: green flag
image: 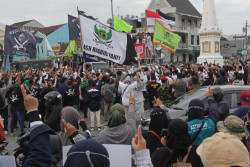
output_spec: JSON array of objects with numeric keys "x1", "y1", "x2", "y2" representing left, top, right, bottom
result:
[
  {"x1": 153, "y1": 20, "x2": 181, "y2": 53},
  {"x1": 114, "y1": 15, "x2": 133, "y2": 33},
  {"x1": 49, "y1": 55, "x2": 57, "y2": 60},
  {"x1": 65, "y1": 40, "x2": 78, "y2": 57}
]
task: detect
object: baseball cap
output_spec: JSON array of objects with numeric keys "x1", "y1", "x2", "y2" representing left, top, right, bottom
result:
[
  {"x1": 240, "y1": 90, "x2": 250, "y2": 106},
  {"x1": 197, "y1": 132, "x2": 249, "y2": 167},
  {"x1": 217, "y1": 115, "x2": 248, "y2": 140},
  {"x1": 160, "y1": 76, "x2": 168, "y2": 81}
]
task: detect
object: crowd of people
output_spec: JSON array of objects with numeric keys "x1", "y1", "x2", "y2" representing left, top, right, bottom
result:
[{"x1": 0, "y1": 60, "x2": 249, "y2": 166}]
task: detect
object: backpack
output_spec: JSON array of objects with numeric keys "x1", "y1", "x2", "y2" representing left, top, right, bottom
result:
[
  {"x1": 0, "y1": 95, "x2": 5, "y2": 108},
  {"x1": 171, "y1": 146, "x2": 192, "y2": 167},
  {"x1": 88, "y1": 91, "x2": 101, "y2": 111},
  {"x1": 103, "y1": 88, "x2": 114, "y2": 103}
]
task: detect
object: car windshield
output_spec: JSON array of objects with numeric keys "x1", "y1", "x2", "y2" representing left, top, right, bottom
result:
[{"x1": 169, "y1": 89, "x2": 206, "y2": 110}]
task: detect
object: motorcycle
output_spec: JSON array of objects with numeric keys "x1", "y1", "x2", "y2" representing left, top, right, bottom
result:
[
  {"x1": 0, "y1": 140, "x2": 9, "y2": 155},
  {"x1": 14, "y1": 131, "x2": 29, "y2": 167},
  {"x1": 14, "y1": 130, "x2": 63, "y2": 167}
]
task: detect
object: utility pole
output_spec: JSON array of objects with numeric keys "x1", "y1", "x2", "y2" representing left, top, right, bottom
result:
[
  {"x1": 245, "y1": 20, "x2": 248, "y2": 48},
  {"x1": 111, "y1": 0, "x2": 114, "y2": 27},
  {"x1": 117, "y1": 6, "x2": 120, "y2": 18}
]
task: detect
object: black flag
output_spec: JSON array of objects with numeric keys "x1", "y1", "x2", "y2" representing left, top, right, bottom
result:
[
  {"x1": 4, "y1": 25, "x2": 43, "y2": 60},
  {"x1": 157, "y1": 10, "x2": 175, "y2": 21},
  {"x1": 123, "y1": 34, "x2": 137, "y2": 65},
  {"x1": 78, "y1": 10, "x2": 96, "y2": 20},
  {"x1": 68, "y1": 15, "x2": 81, "y2": 41}
]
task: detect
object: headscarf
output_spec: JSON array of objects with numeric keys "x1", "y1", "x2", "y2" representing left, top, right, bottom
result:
[
  {"x1": 59, "y1": 107, "x2": 83, "y2": 146},
  {"x1": 60, "y1": 107, "x2": 80, "y2": 131},
  {"x1": 64, "y1": 140, "x2": 110, "y2": 167},
  {"x1": 108, "y1": 104, "x2": 126, "y2": 128},
  {"x1": 166, "y1": 119, "x2": 191, "y2": 166},
  {"x1": 149, "y1": 108, "x2": 169, "y2": 136},
  {"x1": 188, "y1": 99, "x2": 204, "y2": 121}
]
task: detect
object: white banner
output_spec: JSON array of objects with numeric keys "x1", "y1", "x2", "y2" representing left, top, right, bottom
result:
[{"x1": 79, "y1": 15, "x2": 127, "y2": 64}]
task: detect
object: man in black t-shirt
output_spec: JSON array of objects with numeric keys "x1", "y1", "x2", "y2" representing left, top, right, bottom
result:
[
  {"x1": 147, "y1": 76, "x2": 160, "y2": 108},
  {"x1": 8, "y1": 86, "x2": 24, "y2": 135},
  {"x1": 64, "y1": 80, "x2": 79, "y2": 110}
]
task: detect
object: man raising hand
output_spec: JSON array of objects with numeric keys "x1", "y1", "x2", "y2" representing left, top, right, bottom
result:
[{"x1": 21, "y1": 85, "x2": 53, "y2": 167}]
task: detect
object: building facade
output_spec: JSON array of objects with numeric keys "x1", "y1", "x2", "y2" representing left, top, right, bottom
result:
[
  {"x1": 0, "y1": 23, "x2": 5, "y2": 48},
  {"x1": 108, "y1": 0, "x2": 202, "y2": 64},
  {"x1": 34, "y1": 24, "x2": 65, "y2": 59},
  {"x1": 11, "y1": 20, "x2": 45, "y2": 33},
  {"x1": 0, "y1": 23, "x2": 5, "y2": 64}
]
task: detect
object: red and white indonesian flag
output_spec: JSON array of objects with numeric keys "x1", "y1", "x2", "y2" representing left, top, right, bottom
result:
[{"x1": 146, "y1": 10, "x2": 175, "y2": 30}]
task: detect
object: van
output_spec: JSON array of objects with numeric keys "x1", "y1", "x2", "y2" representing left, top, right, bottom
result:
[{"x1": 86, "y1": 62, "x2": 109, "y2": 72}]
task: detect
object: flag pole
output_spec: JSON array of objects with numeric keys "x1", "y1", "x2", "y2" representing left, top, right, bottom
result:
[
  {"x1": 110, "y1": 0, "x2": 114, "y2": 72},
  {"x1": 77, "y1": 7, "x2": 86, "y2": 72}
]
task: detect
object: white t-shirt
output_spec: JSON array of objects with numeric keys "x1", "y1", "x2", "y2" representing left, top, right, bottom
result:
[{"x1": 119, "y1": 81, "x2": 138, "y2": 106}]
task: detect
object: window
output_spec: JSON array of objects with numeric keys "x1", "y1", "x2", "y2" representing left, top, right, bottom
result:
[
  {"x1": 182, "y1": 35, "x2": 186, "y2": 43},
  {"x1": 188, "y1": 19, "x2": 191, "y2": 25},
  {"x1": 191, "y1": 35, "x2": 194, "y2": 45},
  {"x1": 197, "y1": 36, "x2": 200, "y2": 45},
  {"x1": 41, "y1": 45, "x2": 43, "y2": 54},
  {"x1": 235, "y1": 90, "x2": 250, "y2": 107},
  {"x1": 223, "y1": 93, "x2": 232, "y2": 108},
  {"x1": 182, "y1": 18, "x2": 185, "y2": 26},
  {"x1": 195, "y1": 21, "x2": 198, "y2": 26}
]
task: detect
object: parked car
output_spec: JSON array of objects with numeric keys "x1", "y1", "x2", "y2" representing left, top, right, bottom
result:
[
  {"x1": 141, "y1": 85, "x2": 250, "y2": 130},
  {"x1": 167, "y1": 85, "x2": 250, "y2": 120}
]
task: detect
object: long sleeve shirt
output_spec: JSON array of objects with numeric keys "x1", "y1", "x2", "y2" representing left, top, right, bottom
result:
[{"x1": 132, "y1": 149, "x2": 153, "y2": 167}]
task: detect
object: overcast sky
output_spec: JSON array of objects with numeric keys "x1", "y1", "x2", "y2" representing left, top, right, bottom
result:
[{"x1": 0, "y1": 0, "x2": 249, "y2": 35}]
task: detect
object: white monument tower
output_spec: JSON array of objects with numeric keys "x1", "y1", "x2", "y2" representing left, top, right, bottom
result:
[{"x1": 197, "y1": 0, "x2": 224, "y2": 65}]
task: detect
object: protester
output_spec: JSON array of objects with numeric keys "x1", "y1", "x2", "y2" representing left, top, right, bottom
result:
[
  {"x1": 0, "y1": 73, "x2": 12, "y2": 134},
  {"x1": 64, "y1": 80, "x2": 80, "y2": 110},
  {"x1": 101, "y1": 78, "x2": 115, "y2": 121},
  {"x1": 85, "y1": 80, "x2": 102, "y2": 130},
  {"x1": 59, "y1": 106, "x2": 87, "y2": 146},
  {"x1": 0, "y1": 115, "x2": 5, "y2": 142},
  {"x1": 157, "y1": 76, "x2": 173, "y2": 105},
  {"x1": 64, "y1": 140, "x2": 110, "y2": 167},
  {"x1": 240, "y1": 90, "x2": 250, "y2": 106},
  {"x1": 197, "y1": 132, "x2": 249, "y2": 167},
  {"x1": 0, "y1": 59, "x2": 249, "y2": 166},
  {"x1": 233, "y1": 106, "x2": 250, "y2": 121},
  {"x1": 143, "y1": 107, "x2": 169, "y2": 155},
  {"x1": 211, "y1": 87, "x2": 229, "y2": 121},
  {"x1": 44, "y1": 91, "x2": 63, "y2": 132},
  {"x1": 119, "y1": 71, "x2": 143, "y2": 118},
  {"x1": 187, "y1": 86, "x2": 218, "y2": 146},
  {"x1": 214, "y1": 69, "x2": 228, "y2": 85},
  {"x1": 147, "y1": 75, "x2": 160, "y2": 108},
  {"x1": 217, "y1": 115, "x2": 248, "y2": 140},
  {"x1": 173, "y1": 73, "x2": 186, "y2": 99},
  {"x1": 20, "y1": 85, "x2": 53, "y2": 167},
  {"x1": 8, "y1": 85, "x2": 25, "y2": 135},
  {"x1": 97, "y1": 93, "x2": 136, "y2": 144}
]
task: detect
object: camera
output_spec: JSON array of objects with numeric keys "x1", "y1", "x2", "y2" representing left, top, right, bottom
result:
[{"x1": 160, "y1": 128, "x2": 168, "y2": 137}]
